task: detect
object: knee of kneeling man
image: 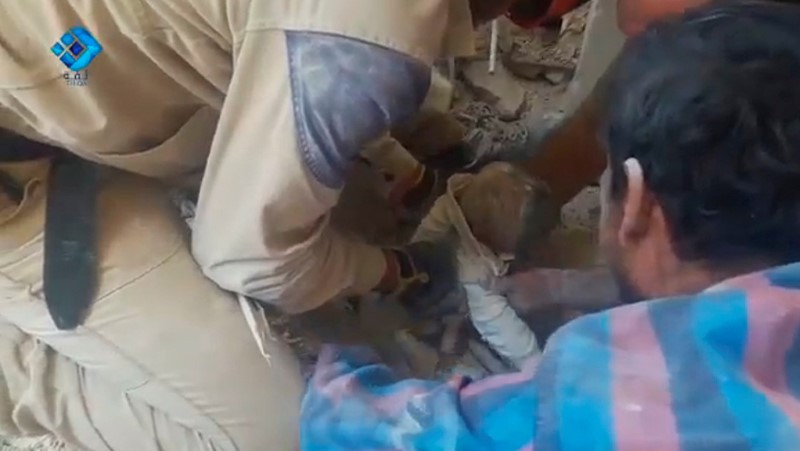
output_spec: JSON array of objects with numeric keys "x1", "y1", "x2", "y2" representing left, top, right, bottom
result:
[{"x1": 191, "y1": 246, "x2": 329, "y2": 314}]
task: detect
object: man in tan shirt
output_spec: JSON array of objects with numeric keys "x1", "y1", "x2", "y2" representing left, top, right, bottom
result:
[{"x1": 0, "y1": 0, "x2": 524, "y2": 449}]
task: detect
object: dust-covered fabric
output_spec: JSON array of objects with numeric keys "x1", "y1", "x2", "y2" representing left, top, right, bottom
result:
[
  {"x1": 463, "y1": 284, "x2": 541, "y2": 369},
  {"x1": 412, "y1": 174, "x2": 541, "y2": 368},
  {"x1": 302, "y1": 261, "x2": 800, "y2": 450},
  {"x1": 412, "y1": 174, "x2": 511, "y2": 283}
]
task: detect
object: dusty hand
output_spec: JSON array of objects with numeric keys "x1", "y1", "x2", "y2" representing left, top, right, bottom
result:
[
  {"x1": 396, "y1": 239, "x2": 460, "y2": 318},
  {"x1": 486, "y1": 268, "x2": 563, "y2": 316},
  {"x1": 490, "y1": 267, "x2": 622, "y2": 313}
]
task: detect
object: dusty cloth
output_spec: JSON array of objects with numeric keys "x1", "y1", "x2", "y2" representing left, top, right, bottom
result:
[
  {"x1": 0, "y1": 160, "x2": 304, "y2": 450},
  {"x1": 412, "y1": 173, "x2": 541, "y2": 368},
  {"x1": 302, "y1": 261, "x2": 800, "y2": 449},
  {"x1": 0, "y1": 0, "x2": 475, "y2": 315}
]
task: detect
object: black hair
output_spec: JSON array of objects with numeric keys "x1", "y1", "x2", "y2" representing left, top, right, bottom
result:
[{"x1": 602, "y1": 0, "x2": 800, "y2": 266}]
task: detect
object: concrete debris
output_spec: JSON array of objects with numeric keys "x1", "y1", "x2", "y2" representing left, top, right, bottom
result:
[
  {"x1": 461, "y1": 60, "x2": 528, "y2": 120},
  {"x1": 503, "y1": 40, "x2": 578, "y2": 83},
  {"x1": 490, "y1": 3, "x2": 588, "y2": 86},
  {"x1": 538, "y1": 27, "x2": 562, "y2": 48},
  {"x1": 561, "y1": 1, "x2": 590, "y2": 35},
  {"x1": 544, "y1": 69, "x2": 569, "y2": 85}
]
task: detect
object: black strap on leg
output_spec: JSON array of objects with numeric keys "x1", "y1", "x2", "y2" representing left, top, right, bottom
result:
[
  {"x1": 43, "y1": 155, "x2": 99, "y2": 330},
  {"x1": 0, "y1": 170, "x2": 23, "y2": 204},
  {"x1": 0, "y1": 129, "x2": 99, "y2": 330}
]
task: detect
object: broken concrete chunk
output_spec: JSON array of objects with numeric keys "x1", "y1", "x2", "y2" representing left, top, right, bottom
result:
[
  {"x1": 461, "y1": 61, "x2": 527, "y2": 120},
  {"x1": 503, "y1": 51, "x2": 576, "y2": 83},
  {"x1": 498, "y1": 17, "x2": 579, "y2": 83},
  {"x1": 544, "y1": 69, "x2": 568, "y2": 85}
]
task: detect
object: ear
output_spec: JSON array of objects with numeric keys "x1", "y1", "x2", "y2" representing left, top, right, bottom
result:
[{"x1": 617, "y1": 158, "x2": 653, "y2": 247}]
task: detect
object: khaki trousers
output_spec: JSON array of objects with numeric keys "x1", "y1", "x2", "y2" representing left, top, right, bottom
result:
[{"x1": 0, "y1": 160, "x2": 304, "y2": 450}]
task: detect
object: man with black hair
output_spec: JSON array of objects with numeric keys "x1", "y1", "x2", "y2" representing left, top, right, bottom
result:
[
  {"x1": 502, "y1": 0, "x2": 799, "y2": 310},
  {"x1": 302, "y1": 1, "x2": 800, "y2": 449}
]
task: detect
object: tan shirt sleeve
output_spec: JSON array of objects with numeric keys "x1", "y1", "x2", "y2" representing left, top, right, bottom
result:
[
  {"x1": 191, "y1": 30, "x2": 388, "y2": 314},
  {"x1": 190, "y1": 0, "x2": 469, "y2": 313}
]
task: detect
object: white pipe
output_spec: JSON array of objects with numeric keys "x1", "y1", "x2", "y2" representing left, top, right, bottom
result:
[{"x1": 489, "y1": 19, "x2": 499, "y2": 74}]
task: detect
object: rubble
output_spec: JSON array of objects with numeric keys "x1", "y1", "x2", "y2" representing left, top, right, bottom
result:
[
  {"x1": 493, "y1": 3, "x2": 589, "y2": 85},
  {"x1": 501, "y1": 25, "x2": 580, "y2": 83},
  {"x1": 460, "y1": 60, "x2": 528, "y2": 120},
  {"x1": 543, "y1": 69, "x2": 568, "y2": 85}
]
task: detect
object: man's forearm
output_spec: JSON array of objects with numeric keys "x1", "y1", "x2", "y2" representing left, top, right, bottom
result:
[
  {"x1": 518, "y1": 18, "x2": 623, "y2": 207},
  {"x1": 517, "y1": 95, "x2": 607, "y2": 207},
  {"x1": 503, "y1": 266, "x2": 621, "y2": 318},
  {"x1": 556, "y1": 267, "x2": 621, "y2": 309}
]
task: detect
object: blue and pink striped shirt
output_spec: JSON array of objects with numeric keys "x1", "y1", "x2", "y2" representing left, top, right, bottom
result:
[{"x1": 301, "y1": 261, "x2": 800, "y2": 450}]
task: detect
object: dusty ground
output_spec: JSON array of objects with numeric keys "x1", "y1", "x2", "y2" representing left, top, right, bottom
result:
[{"x1": 2, "y1": 6, "x2": 601, "y2": 449}]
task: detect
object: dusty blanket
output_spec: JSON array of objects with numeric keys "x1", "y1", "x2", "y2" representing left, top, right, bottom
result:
[{"x1": 302, "y1": 261, "x2": 800, "y2": 450}]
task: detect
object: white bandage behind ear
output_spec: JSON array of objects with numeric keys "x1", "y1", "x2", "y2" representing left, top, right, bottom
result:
[
  {"x1": 619, "y1": 158, "x2": 645, "y2": 236},
  {"x1": 623, "y1": 158, "x2": 643, "y2": 182}
]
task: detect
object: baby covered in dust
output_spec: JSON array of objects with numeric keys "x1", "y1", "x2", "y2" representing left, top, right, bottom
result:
[{"x1": 412, "y1": 161, "x2": 562, "y2": 370}]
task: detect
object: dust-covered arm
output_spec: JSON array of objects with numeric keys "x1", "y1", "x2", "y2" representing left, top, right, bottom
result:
[
  {"x1": 517, "y1": 0, "x2": 693, "y2": 206},
  {"x1": 191, "y1": 29, "x2": 431, "y2": 313},
  {"x1": 556, "y1": 267, "x2": 622, "y2": 308},
  {"x1": 465, "y1": 284, "x2": 542, "y2": 369},
  {"x1": 500, "y1": 266, "x2": 622, "y2": 315},
  {"x1": 516, "y1": 64, "x2": 615, "y2": 207}
]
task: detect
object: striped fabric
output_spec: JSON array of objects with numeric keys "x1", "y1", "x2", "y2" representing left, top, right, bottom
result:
[{"x1": 301, "y1": 261, "x2": 800, "y2": 450}]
